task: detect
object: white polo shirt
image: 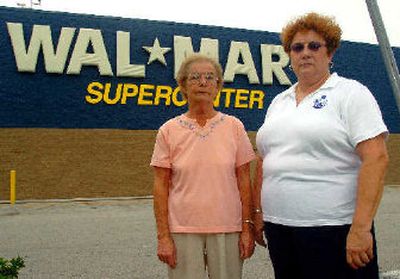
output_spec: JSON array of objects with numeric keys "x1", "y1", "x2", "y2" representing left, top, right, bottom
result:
[{"x1": 256, "y1": 73, "x2": 388, "y2": 227}]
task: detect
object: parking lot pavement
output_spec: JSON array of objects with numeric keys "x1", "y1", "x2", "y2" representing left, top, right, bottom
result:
[{"x1": 1, "y1": 186, "x2": 399, "y2": 278}]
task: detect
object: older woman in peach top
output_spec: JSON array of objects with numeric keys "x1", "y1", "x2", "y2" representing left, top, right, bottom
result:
[{"x1": 150, "y1": 54, "x2": 255, "y2": 279}]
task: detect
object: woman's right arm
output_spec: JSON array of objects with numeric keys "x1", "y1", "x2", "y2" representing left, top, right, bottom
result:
[
  {"x1": 252, "y1": 155, "x2": 266, "y2": 247},
  {"x1": 153, "y1": 166, "x2": 177, "y2": 268}
]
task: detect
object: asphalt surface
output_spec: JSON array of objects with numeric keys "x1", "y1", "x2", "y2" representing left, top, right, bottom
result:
[{"x1": 1, "y1": 186, "x2": 399, "y2": 279}]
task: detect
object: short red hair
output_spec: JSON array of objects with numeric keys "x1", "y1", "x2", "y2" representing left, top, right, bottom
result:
[{"x1": 281, "y1": 12, "x2": 342, "y2": 55}]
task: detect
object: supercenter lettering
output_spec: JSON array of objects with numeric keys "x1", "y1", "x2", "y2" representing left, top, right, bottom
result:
[{"x1": 85, "y1": 82, "x2": 265, "y2": 109}]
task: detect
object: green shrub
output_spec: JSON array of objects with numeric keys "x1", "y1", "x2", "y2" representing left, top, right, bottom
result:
[{"x1": 0, "y1": 256, "x2": 25, "y2": 279}]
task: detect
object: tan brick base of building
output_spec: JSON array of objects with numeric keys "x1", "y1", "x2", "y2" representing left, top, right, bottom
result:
[{"x1": 1, "y1": 128, "x2": 399, "y2": 201}]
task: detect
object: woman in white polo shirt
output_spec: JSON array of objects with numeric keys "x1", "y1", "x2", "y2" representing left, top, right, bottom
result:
[{"x1": 253, "y1": 12, "x2": 389, "y2": 279}]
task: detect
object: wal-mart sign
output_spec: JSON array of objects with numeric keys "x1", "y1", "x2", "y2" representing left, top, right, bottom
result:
[{"x1": 0, "y1": 7, "x2": 399, "y2": 132}]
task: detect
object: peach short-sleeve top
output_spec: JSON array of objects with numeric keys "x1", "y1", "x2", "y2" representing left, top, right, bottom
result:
[{"x1": 151, "y1": 112, "x2": 255, "y2": 233}]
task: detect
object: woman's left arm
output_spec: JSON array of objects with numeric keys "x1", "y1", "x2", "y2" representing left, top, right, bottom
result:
[
  {"x1": 236, "y1": 162, "x2": 255, "y2": 260},
  {"x1": 346, "y1": 133, "x2": 389, "y2": 269}
]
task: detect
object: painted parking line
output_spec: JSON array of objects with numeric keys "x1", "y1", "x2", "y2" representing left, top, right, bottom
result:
[{"x1": 381, "y1": 270, "x2": 400, "y2": 279}]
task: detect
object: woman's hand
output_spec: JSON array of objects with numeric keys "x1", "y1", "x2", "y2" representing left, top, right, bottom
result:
[
  {"x1": 347, "y1": 134, "x2": 388, "y2": 269},
  {"x1": 153, "y1": 167, "x2": 176, "y2": 268},
  {"x1": 157, "y1": 236, "x2": 177, "y2": 268},
  {"x1": 239, "y1": 229, "x2": 255, "y2": 259},
  {"x1": 253, "y1": 213, "x2": 266, "y2": 247},
  {"x1": 252, "y1": 155, "x2": 266, "y2": 247},
  {"x1": 346, "y1": 228, "x2": 374, "y2": 269}
]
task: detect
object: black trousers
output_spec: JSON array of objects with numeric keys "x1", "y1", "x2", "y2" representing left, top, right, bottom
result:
[{"x1": 264, "y1": 222, "x2": 379, "y2": 279}]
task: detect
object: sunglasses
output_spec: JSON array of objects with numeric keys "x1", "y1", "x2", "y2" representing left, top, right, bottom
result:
[{"x1": 290, "y1": 41, "x2": 326, "y2": 53}]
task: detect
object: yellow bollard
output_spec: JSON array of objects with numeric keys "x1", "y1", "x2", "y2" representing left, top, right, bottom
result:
[{"x1": 10, "y1": 170, "x2": 16, "y2": 205}]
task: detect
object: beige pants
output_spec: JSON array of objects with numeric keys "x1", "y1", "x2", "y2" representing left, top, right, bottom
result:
[{"x1": 168, "y1": 233, "x2": 243, "y2": 279}]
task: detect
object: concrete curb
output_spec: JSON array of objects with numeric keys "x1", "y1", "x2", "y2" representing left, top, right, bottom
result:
[{"x1": 0, "y1": 195, "x2": 154, "y2": 205}]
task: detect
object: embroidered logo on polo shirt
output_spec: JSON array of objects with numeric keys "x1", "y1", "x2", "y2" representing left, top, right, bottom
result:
[{"x1": 313, "y1": 95, "x2": 328, "y2": 109}]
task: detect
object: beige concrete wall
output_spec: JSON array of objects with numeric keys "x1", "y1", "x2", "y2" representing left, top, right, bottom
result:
[{"x1": 1, "y1": 129, "x2": 399, "y2": 201}]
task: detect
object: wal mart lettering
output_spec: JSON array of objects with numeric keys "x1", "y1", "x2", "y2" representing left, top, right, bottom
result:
[{"x1": 6, "y1": 22, "x2": 292, "y2": 109}]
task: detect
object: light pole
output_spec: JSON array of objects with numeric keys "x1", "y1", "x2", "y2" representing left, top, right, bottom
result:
[
  {"x1": 366, "y1": 0, "x2": 400, "y2": 113},
  {"x1": 16, "y1": 0, "x2": 41, "y2": 8},
  {"x1": 30, "y1": 0, "x2": 41, "y2": 8}
]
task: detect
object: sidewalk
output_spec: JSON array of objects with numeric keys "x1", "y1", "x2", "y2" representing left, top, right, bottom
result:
[{"x1": 1, "y1": 187, "x2": 399, "y2": 278}]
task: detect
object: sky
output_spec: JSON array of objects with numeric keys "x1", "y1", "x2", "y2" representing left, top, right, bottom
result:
[{"x1": 0, "y1": 0, "x2": 399, "y2": 47}]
